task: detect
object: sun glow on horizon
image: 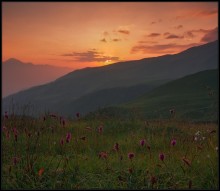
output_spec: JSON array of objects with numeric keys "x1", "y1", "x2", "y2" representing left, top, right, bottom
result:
[{"x1": 2, "y1": 2, "x2": 218, "y2": 68}]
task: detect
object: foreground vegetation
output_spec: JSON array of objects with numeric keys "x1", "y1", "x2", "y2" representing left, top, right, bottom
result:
[{"x1": 2, "y1": 113, "x2": 218, "y2": 189}]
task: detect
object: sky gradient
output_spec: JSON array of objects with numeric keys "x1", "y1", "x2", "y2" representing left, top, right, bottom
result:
[{"x1": 2, "y1": 2, "x2": 218, "y2": 69}]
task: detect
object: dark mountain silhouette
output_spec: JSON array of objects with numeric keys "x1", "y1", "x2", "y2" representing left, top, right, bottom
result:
[
  {"x1": 2, "y1": 41, "x2": 218, "y2": 116},
  {"x1": 2, "y1": 58, "x2": 73, "y2": 97},
  {"x1": 92, "y1": 69, "x2": 218, "y2": 122}
]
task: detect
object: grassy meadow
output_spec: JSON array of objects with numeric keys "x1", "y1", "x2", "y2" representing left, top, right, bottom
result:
[{"x1": 1, "y1": 113, "x2": 218, "y2": 189}]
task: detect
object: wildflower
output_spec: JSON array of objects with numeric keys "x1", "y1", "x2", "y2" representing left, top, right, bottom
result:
[
  {"x1": 4, "y1": 112, "x2": 8, "y2": 119},
  {"x1": 197, "y1": 145, "x2": 203, "y2": 150},
  {"x1": 144, "y1": 121, "x2": 149, "y2": 126},
  {"x1": 171, "y1": 139, "x2": 176, "y2": 146},
  {"x1": 99, "y1": 151, "x2": 108, "y2": 159},
  {"x1": 28, "y1": 132, "x2": 31, "y2": 138},
  {"x1": 194, "y1": 136, "x2": 198, "y2": 141},
  {"x1": 147, "y1": 144, "x2": 151, "y2": 150},
  {"x1": 140, "y1": 139, "x2": 146, "y2": 146},
  {"x1": 114, "y1": 142, "x2": 119, "y2": 152},
  {"x1": 150, "y1": 176, "x2": 157, "y2": 185},
  {"x1": 159, "y1": 153, "x2": 165, "y2": 161},
  {"x1": 208, "y1": 129, "x2": 216, "y2": 134},
  {"x1": 62, "y1": 119, "x2": 65, "y2": 127},
  {"x1": 195, "y1": 131, "x2": 201, "y2": 136},
  {"x1": 38, "y1": 168, "x2": 44, "y2": 177},
  {"x1": 85, "y1": 126, "x2": 92, "y2": 131},
  {"x1": 66, "y1": 132, "x2": 71, "y2": 143},
  {"x1": 2, "y1": 126, "x2": 7, "y2": 132},
  {"x1": 13, "y1": 157, "x2": 18, "y2": 165},
  {"x1": 50, "y1": 113, "x2": 57, "y2": 118},
  {"x1": 13, "y1": 127, "x2": 18, "y2": 135},
  {"x1": 128, "y1": 168, "x2": 133, "y2": 174},
  {"x1": 169, "y1": 108, "x2": 175, "y2": 115},
  {"x1": 118, "y1": 175, "x2": 124, "y2": 182},
  {"x1": 13, "y1": 127, "x2": 18, "y2": 142},
  {"x1": 80, "y1": 136, "x2": 86, "y2": 141},
  {"x1": 182, "y1": 157, "x2": 191, "y2": 167},
  {"x1": 6, "y1": 131, "x2": 10, "y2": 139},
  {"x1": 98, "y1": 125, "x2": 103, "y2": 134},
  {"x1": 146, "y1": 169, "x2": 149, "y2": 174},
  {"x1": 128, "y1": 152, "x2": 135, "y2": 160},
  {"x1": 76, "y1": 112, "x2": 80, "y2": 118}
]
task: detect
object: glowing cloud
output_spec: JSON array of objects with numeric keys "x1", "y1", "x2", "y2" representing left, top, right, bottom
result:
[
  {"x1": 61, "y1": 50, "x2": 120, "y2": 62},
  {"x1": 118, "y1": 29, "x2": 130, "y2": 35},
  {"x1": 200, "y1": 27, "x2": 218, "y2": 42},
  {"x1": 147, "y1": 33, "x2": 161, "y2": 37}
]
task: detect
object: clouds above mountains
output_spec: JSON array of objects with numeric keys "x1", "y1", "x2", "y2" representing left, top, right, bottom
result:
[
  {"x1": 131, "y1": 43, "x2": 199, "y2": 54},
  {"x1": 100, "y1": 26, "x2": 131, "y2": 43},
  {"x1": 131, "y1": 26, "x2": 217, "y2": 55},
  {"x1": 200, "y1": 27, "x2": 218, "y2": 42},
  {"x1": 165, "y1": 34, "x2": 184, "y2": 39},
  {"x1": 197, "y1": 9, "x2": 218, "y2": 16},
  {"x1": 61, "y1": 50, "x2": 120, "y2": 62}
]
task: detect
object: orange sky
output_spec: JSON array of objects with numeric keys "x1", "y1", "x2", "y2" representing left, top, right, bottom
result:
[{"x1": 2, "y1": 2, "x2": 218, "y2": 69}]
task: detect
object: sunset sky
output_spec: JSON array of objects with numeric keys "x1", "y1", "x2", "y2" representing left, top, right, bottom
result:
[{"x1": 2, "y1": 2, "x2": 218, "y2": 69}]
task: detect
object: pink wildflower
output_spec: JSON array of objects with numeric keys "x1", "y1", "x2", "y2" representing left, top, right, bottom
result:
[
  {"x1": 171, "y1": 139, "x2": 176, "y2": 146},
  {"x1": 128, "y1": 168, "x2": 133, "y2": 174},
  {"x1": 128, "y1": 152, "x2": 135, "y2": 160},
  {"x1": 85, "y1": 126, "x2": 92, "y2": 131},
  {"x1": 80, "y1": 136, "x2": 86, "y2": 141},
  {"x1": 13, "y1": 157, "x2": 18, "y2": 165},
  {"x1": 62, "y1": 119, "x2": 66, "y2": 127},
  {"x1": 66, "y1": 132, "x2": 72, "y2": 143},
  {"x1": 99, "y1": 151, "x2": 108, "y2": 159},
  {"x1": 6, "y1": 131, "x2": 10, "y2": 139},
  {"x1": 50, "y1": 113, "x2": 57, "y2": 118},
  {"x1": 76, "y1": 112, "x2": 80, "y2": 118},
  {"x1": 98, "y1": 126, "x2": 103, "y2": 134},
  {"x1": 4, "y1": 112, "x2": 8, "y2": 119},
  {"x1": 114, "y1": 143, "x2": 119, "y2": 152},
  {"x1": 140, "y1": 139, "x2": 146, "y2": 146},
  {"x1": 13, "y1": 127, "x2": 18, "y2": 142},
  {"x1": 159, "y1": 153, "x2": 165, "y2": 161},
  {"x1": 2, "y1": 126, "x2": 7, "y2": 132}
]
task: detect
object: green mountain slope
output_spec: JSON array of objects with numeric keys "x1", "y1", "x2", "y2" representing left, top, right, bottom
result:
[
  {"x1": 58, "y1": 82, "x2": 166, "y2": 116},
  {"x1": 93, "y1": 70, "x2": 218, "y2": 122}
]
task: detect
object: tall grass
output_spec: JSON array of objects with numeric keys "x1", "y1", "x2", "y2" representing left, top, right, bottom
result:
[{"x1": 1, "y1": 113, "x2": 218, "y2": 189}]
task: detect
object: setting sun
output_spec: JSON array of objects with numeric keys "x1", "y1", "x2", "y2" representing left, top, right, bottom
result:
[{"x1": 2, "y1": 2, "x2": 217, "y2": 69}]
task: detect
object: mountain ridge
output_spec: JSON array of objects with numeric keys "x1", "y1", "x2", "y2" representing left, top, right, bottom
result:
[
  {"x1": 2, "y1": 41, "x2": 218, "y2": 116},
  {"x1": 2, "y1": 58, "x2": 74, "y2": 97},
  {"x1": 91, "y1": 69, "x2": 218, "y2": 122}
]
